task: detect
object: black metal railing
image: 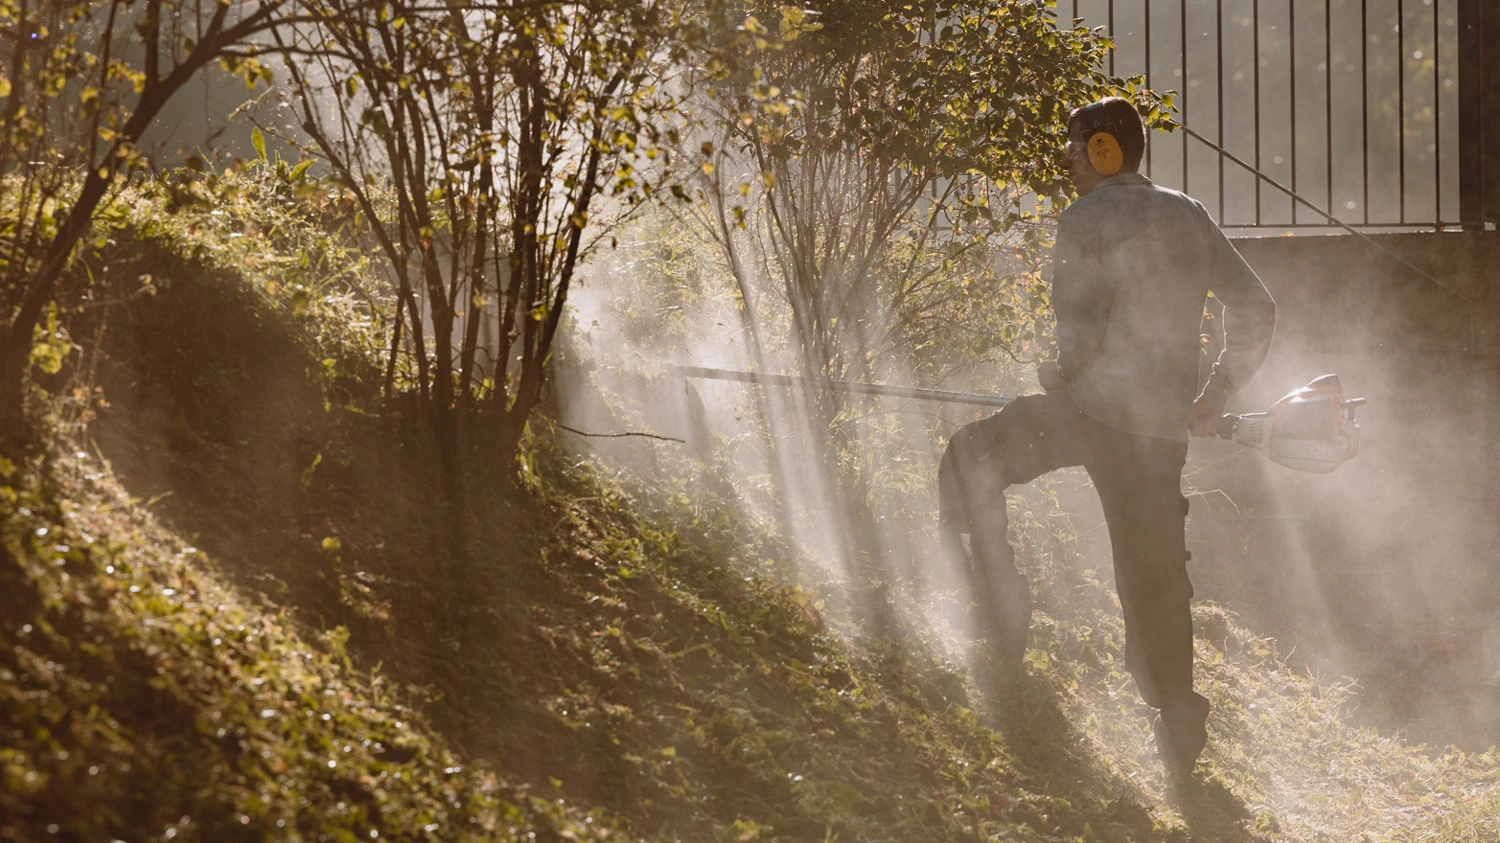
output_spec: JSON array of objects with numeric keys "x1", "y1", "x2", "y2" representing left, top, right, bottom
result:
[{"x1": 1070, "y1": 0, "x2": 1475, "y2": 232}]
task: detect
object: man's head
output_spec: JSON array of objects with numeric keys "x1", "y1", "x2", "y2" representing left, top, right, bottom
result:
[{"x1": 1065, "y1": 97, "x2": 1146, "y2": 195}]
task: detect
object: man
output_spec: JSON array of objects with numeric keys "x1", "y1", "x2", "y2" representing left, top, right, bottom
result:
[{"x1": 938, "y1": 97, "x2": 1276, "y2": 777}]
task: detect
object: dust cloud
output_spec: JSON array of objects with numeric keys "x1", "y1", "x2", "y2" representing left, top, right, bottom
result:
[
  {"x1": 1183, "y1": 232, "x2": 1500, "y2": 749},
  {"x1": 550, "y1": 207, "x2": 996, "y2": 652}
]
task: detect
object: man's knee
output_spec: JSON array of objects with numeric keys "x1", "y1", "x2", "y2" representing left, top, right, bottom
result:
[{"x1": 939, "y1": 422, "x2": 1011, "y2": 517}]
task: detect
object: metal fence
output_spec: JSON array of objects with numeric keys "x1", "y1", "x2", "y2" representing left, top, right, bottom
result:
[{"x1": 1070, "y1": 0, "x2": 1467, "y2": 231}]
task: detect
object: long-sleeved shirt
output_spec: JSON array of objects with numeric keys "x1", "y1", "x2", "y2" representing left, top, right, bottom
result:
[{"x1": 1051, "y1": 172, "x2": 1276, "y2": 443}]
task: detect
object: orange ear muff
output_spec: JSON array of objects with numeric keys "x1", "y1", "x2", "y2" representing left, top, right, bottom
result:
[{"x1": 1086, "y1": 131, "x2": 1123, "y2": 176}]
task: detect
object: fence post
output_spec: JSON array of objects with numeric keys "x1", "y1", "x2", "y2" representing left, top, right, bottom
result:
[{"x1": 1458, "y1": 0, "x2": 1499, "y2": 229}]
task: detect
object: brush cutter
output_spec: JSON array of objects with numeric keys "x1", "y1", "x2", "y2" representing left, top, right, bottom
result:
[
  {"x1": 677, "y1": 366, "x2": 1365, "y2": 474},
  {"x1": 1213, "y1": 374, "x2": 1365, "y2": 474}
]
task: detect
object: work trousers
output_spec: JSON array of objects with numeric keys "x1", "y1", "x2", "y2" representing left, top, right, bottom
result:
[{"x1": 938, "y1": 388, "x2": 1205, "y2": 716}]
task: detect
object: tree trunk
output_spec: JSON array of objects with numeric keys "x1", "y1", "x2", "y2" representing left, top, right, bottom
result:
[{"x1": 0, "y1": 0, "x2": 270, "y2": 437}]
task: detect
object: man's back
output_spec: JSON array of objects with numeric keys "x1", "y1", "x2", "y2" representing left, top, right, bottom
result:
[{"x1": 1052, "y1": 172, "x2": 1276, "y2": 442}]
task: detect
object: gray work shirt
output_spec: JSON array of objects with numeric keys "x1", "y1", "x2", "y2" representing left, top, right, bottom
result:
[{"x1": 1051, "y1": 172, "x2": 1276, "y2": 443}]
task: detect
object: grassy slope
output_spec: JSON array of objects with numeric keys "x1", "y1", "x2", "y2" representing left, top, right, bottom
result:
[
  {"x1": 1, "y1": 455, "x2": 629, "y2": 843},
  {"x1": 4, "y1": 176, "x2": 1499, "y2": 842}
]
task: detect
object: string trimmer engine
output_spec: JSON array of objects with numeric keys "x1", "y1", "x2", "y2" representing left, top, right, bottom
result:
[{"x1": 1215, "y1": 374, "x2": 1366, "y2": 473}]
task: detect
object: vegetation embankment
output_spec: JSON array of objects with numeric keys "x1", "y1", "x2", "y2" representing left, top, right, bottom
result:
[
  {"x1": 4, "y1": 171, "x2": 1500, "y2": 843},
  {"x1": 6, "y1": 175, "x2": 1159, "y2": 842},
  {"x1": 5, "y1": 1, "x2": 1499, "y2": 840}
]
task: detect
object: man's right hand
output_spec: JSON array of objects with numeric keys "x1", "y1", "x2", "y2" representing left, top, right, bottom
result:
[
  {"x1": 1038, "y1": 360, "x2": 1066, "y2": 392},
  {"x1": 1189, "y1": 398, "x2": 1223, "y2": 438}
]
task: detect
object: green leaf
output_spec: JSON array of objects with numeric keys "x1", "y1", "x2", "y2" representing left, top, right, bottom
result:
[{"x1": 251, "y1": 127, "x2": 266, "y2": 162}]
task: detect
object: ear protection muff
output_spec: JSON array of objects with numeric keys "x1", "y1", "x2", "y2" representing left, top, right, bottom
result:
[
  {"x1": 1074, "y1": 103, "x2": 1126, "y2": 177},
  {"x1": 1086, "y1": 130, "x2": 1124, "y2": 176}
]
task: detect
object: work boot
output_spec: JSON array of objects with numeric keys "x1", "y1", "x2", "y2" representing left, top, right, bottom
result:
[{"x1": 1151, "y1": 694, "x2": 1210, "y2": 779}]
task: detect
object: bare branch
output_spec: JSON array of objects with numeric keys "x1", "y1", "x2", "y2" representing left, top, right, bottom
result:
[{"x1": 554, "y1": 422, "x2": 683, "y2": 444}]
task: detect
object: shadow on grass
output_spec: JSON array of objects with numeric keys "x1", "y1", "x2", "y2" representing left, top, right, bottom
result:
[
  {"x1": 975, "y1": 667, "x2": 1265, "y2": 843},
  {"x1": 79, "y1": 263, "x2": 595, "y2": 785},
  {"x1": 1168, "y1": 776, "x2": 1260, "y2": 841}
]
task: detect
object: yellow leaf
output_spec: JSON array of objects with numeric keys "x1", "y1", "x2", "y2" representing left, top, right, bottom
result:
[{"x1": 29, "y1": 342, "x2": 66, "y2": 375}]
